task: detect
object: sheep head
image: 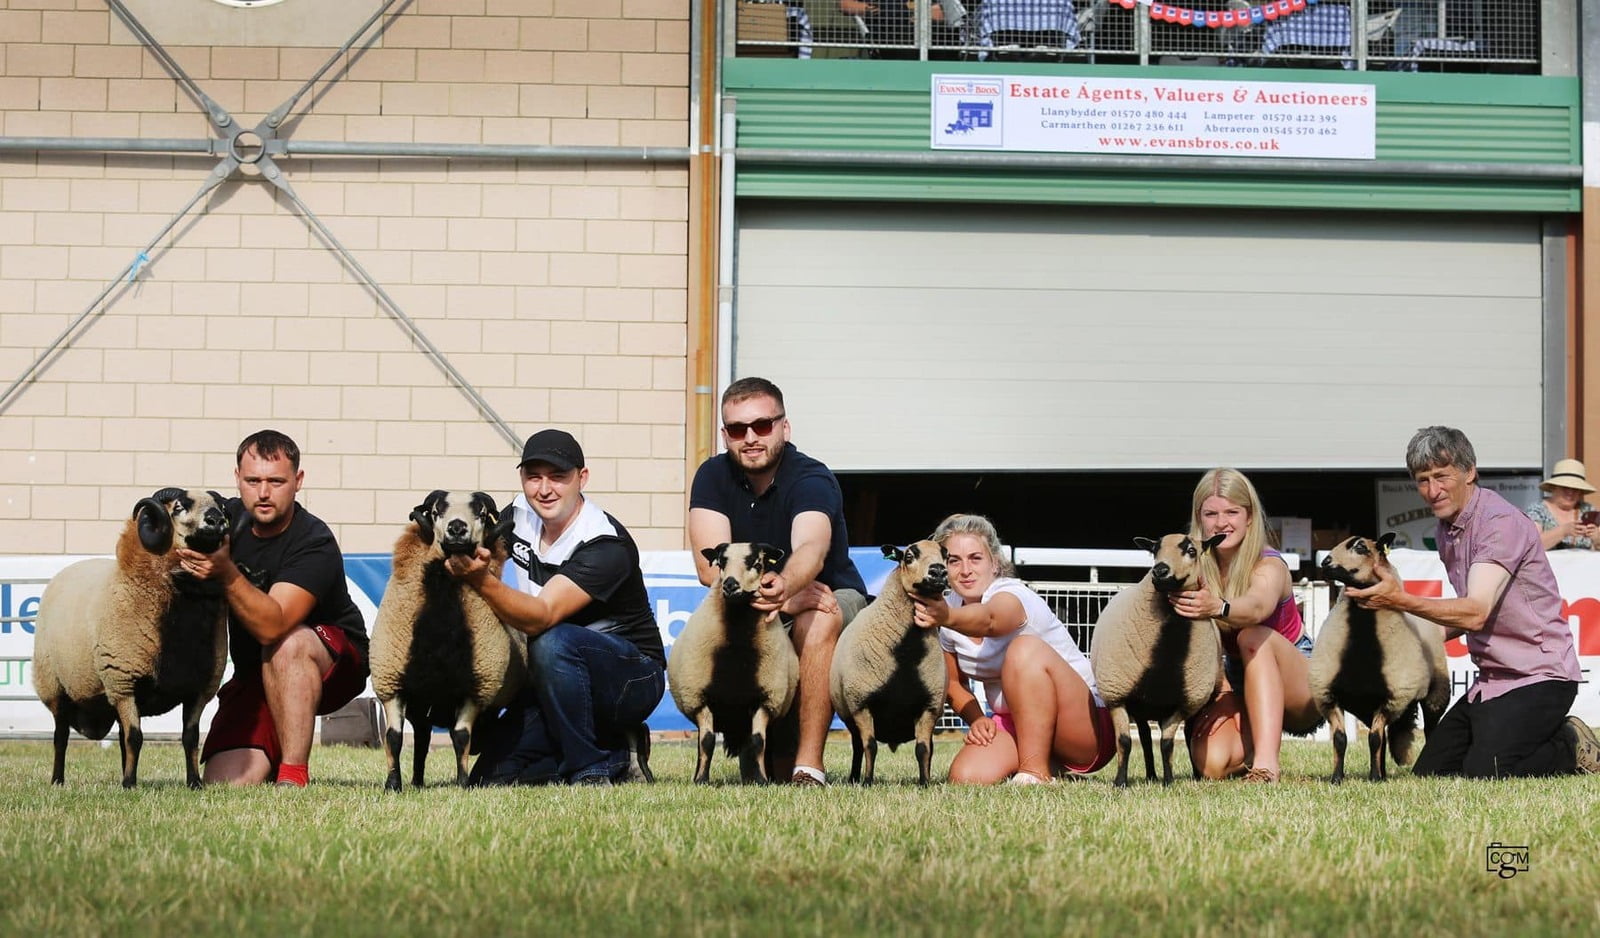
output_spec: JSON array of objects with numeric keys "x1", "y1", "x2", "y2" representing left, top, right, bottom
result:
[
  {"x1": 701, "y1": 542, "x2": 785, "y2": 604},
  {"x1": 409, "y1": 490, "x2": 512, "y2": 557},
  {"x1": 881, "y1": 540, "x2": 948, "y2": 599},
  {"x1": 1320, "y1": 533, "x2": 1397, "y2": 588},
  {"x1": 1133, "y1": 533, "x2": 1222, "y2": 593},
  {"x1": 133, "y1": 488, "x2": 233, "y2": 555}
]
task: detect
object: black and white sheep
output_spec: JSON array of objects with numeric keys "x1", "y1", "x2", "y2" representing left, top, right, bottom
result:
[
  {"x1": 32, "y1": 488, "x2": 233, "y2": 789},
  {"x1": 1089, "y1": 533, "x2": 1226, "y2": 787},
  {"x1": 828, "y1": 541, "x2": 949, "y2": 785},
  {"x1": 370, "y1": 490, "x2": 527, "y2": 790},
  {"x1": 1310, "y1": 533, "x2": 1450, "y2": 783},
  {"x1": 667, "y1": 542, "x2": 798, "y2": 783}
]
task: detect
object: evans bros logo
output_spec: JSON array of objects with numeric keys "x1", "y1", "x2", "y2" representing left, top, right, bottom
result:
[{"x1": 938, "y1": 82, "x2": 999, "y2": 95}]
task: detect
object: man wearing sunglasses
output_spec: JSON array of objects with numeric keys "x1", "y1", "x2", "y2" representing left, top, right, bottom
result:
[{"x1": 689, "y1": 377, "x2": 869, "y2": 786}]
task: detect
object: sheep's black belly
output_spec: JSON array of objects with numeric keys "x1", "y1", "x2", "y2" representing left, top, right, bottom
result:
[
  {"x1": 1124, "y1": 620, "x2": 1196, "y2": 721},
  {"x1": 859, "y1": 629, "x2": 938, "y2": 746},
  {"x1": 400, "y1": 565, "x2": 481, "y2": 721},
  {"x1": 139, "y1": 596, "x2": 226, "y2": 715},
  {"x1": 706, "y1": 639, "x2": 767, "y2": 750},
  {"x1": 1331, "y1": 613, "x2": 1391, "y2": 723}
]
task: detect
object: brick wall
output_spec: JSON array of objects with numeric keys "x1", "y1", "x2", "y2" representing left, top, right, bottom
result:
[{"x1": 0, "y1": 0, "x2": 691, "y2": 554}]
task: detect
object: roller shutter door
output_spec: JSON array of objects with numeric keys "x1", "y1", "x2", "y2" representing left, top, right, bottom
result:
[{"x1": 734, "y1": 202, "x2": 1544, "y2": 472}]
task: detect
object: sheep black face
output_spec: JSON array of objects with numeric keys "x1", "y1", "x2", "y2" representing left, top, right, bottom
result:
[
  {"x1": 1320, "y1": 533, "x2": 1397, "y2": 588},
  {"x1": 701, "y1": 542, "x2": 785, "y2": 603},
  {"x1": 133, "y1": 488, "x2": 233, "y2": 555},
  {"x1": 1133, "y1": 533, "x2": 1223, "y2": 593},
  {"x1": 409, "y1": 490, "x2": 511, "y2": 557},
  {"x1": 881, "y1": 541, "x2": 948, "y2": 598}
]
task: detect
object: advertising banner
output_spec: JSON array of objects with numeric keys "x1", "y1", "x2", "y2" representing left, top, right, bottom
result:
[
  {"x1": 931, "y1": 73, "x2": 1376, "y2": 159},
  {"x1": 1376, "y1": 475, "x2": 1542, "y2": 551}
]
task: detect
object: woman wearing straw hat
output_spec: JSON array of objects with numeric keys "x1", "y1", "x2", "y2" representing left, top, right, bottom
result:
[{"x1": 1526, "y1": 458, "x2": 1600, "y2": 551}]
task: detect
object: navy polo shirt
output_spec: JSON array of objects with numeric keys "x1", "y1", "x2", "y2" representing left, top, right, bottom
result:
[{"x1": 689, "y1": 443, "x2": 867, "y2": 595}]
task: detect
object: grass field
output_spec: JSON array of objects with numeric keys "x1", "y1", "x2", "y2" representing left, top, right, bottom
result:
[{"x1": 1, "y1": 734, "x2": 1596, "y2": 937}]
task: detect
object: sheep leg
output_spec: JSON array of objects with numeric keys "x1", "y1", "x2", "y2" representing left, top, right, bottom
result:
[
  {"x1": 742, "y1": 707, "x2": 774, "y2": 784},
  {"x1": 381, "y1": 696, "x2": 406, "y2": 792},
  {"x1": 1326, "y1": 705, "x2": 1347, "y2": 785},
  {"x1": 857, "y1": 711, "x2": 880, "y2": 786},
  {"x1": 1109, "y1": 706, "x2": 1134, "y2": 788},
  {"x1": 1157, "y1": 713, "x2": 1184, "y2": 786},
  {"x1": 180, "y1": 696, "x2": 204, "y2": 790},
  {"x1": 50, "y1": 707, "x2": 69, "y2": 786},
  {"x1": 408, "y1": 711, "x2": 432, "y2": 788},
  {"x1": 451, "y1": 702, "x2": 480, "y2": 787},
  {"x1": 626, "y1": 724, "x2": 655, "y2": 783},
  {"x1": 1137, "y1": 719, "x2": 1157, "y2": 782},
  {"x1": 1368, "y1": 712, "x2": 1388, "y2": 782},
  {"x1": 692, "y1": 710, "x2": 716, "y2": 784},
  {"x1": 913, "y1": 709, "x2": 937, "y2": 786},
  {"x1": 845, "y1": 718, "x2": 865, "y2": 784},
  {"x1": 113, "y1": 697, "x2": 142, "y2": 790}
]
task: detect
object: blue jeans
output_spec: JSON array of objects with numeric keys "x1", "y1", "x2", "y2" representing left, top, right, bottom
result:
[{"x1": 469, "y1": 625, "x2": 664, "y2": 785}]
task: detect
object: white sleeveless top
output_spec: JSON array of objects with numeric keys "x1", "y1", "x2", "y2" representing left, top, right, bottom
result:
[{"x1": 938, "y1": 577, "x2": 1103, "y2": 714}]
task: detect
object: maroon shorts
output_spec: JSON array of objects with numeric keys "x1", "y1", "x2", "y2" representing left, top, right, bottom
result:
[{"x1": 201, "y1": 624, "x2": 367, "y2": 769}]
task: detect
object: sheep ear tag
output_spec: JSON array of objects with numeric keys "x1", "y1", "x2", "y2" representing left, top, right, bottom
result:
[
  {"x1": 760, "y1": 545, "x2": 786, "y2": 570},
  {"x1": 133, "y1": 498, "x2": 173, "y2": 553}
]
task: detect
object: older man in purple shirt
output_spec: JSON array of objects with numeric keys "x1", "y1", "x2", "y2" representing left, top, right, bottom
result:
[{"x1": 1349, "y1": 426, "x2": 1598, "y2": 777}]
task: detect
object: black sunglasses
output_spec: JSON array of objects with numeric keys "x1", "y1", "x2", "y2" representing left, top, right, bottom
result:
[{"x1": 723, "y1": 414, "x2": 785, "y2": 438}]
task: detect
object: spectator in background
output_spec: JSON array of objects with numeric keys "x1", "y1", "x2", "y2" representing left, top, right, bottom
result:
[
  {"x1": 1174, "y1": 468, "x2": 1321, "y2": 784},
  {"x1": 1348, "y1": 426, "x2": 1598, "y2": 777},
  {"x1": 913, "y1": 513, "x2": 1115, "y2": 785},
  {"x1": 839, "y1": 0, "x2": 965, "y2": 58},
  {"x1": 1525, "y1": 458, "x2": 1599, "y2": 551}
]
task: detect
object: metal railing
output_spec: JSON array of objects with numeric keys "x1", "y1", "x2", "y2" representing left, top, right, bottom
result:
[{"x1": 732, "y1": 0, "x2": 1541, "y2": 72}]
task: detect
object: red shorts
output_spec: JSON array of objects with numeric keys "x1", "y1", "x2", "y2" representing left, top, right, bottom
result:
[
  {"x1": 993, "y1": 703, "x2": 1117, "y2": 775},
  {"x1": 201, "y1": 625, "x2": 367, "y2": 769}
]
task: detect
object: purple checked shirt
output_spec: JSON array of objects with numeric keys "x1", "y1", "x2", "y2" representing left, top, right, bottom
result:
[{"x1": 1437, "y1": 485, "x2": 1582, "y2": 701}]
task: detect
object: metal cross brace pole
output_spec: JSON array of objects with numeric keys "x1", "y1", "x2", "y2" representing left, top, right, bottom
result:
[{"x1": 2, "y1": 0, "x2": 521, "y2": 452}]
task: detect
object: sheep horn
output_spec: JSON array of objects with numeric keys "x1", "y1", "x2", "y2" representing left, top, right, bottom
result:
[
  {"x1": 150, "y1": 486, "x2": 186, "y2": 504},
  {"x1": 133, "y1": 497, "x2": 173, "y2": 553}
]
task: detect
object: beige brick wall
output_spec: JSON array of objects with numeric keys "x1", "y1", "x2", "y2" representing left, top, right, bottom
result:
[{"x1": 0, "y1": 0, "x2": 690, "y2": 554}]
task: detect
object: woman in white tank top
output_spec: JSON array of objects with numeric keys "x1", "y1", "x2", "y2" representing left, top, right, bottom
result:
[{"x1": 912, "y1": 514, "x2": 1114, "y2": 785}]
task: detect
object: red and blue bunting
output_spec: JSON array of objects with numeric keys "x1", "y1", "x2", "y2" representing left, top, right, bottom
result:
[{"x1": 1119, "y1": 0, "x2": 1318, "y2": 28}]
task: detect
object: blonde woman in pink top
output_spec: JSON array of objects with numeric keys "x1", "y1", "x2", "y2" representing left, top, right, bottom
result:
[
  {"x1": 1171, "y1": 468, "x2": 1322, "y2": 783},
  {"x1": 912, "y1": 513, "x2": 1115, "y2": 785}
]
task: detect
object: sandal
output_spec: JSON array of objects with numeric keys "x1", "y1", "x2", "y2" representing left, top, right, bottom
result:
[
  {"x1": 1006, "y1": 771, "x2": 1055, "y2": 786},
  {"x1": 1241, "y1": 766, "x2": 1279, "y2": 784}
]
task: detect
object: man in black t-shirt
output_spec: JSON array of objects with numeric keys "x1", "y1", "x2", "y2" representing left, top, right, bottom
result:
[
  {"x1": 446, "y1": 428, "x2": 665, "y2": 786},
  {"x1": 688, "y1": 377, "x2": 868, "y2": 786},
  {"x1": 179, "y1": 430, "x2": 368, "y2": 787}
]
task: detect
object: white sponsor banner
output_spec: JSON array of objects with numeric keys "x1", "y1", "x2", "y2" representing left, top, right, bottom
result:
[
  {"x1": 931, "y1": 74, "x2": 1376, "y2": 159},
  {"x1": 1376, "y1": 475, "x2": 1542, "y2": 551},
  {"x1": 1388, "y1": 549, "x2": 1598, "y2": 724}
]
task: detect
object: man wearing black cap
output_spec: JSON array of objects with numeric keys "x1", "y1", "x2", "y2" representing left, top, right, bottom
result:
[
  {"x1": 688, "y1": 377, "x2": 869, "y2": 786},
  {"x1": 445, "y1": 428, "x2": 665, "y2": 785}
]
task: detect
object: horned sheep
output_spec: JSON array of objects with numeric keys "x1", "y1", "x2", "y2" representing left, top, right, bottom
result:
[
  {"x1": 667, "y1": 542, "x2": 798, "y2": 783},
  {"x1": 369, "y1": 490, "x2": 527, "y2": 790},
  {"x1": 32, "y1": 488, "x2": 234, "y2": 789},
  {"x1": 1310, "y1": 533, "x2": 1450, "y2": 783},
  {"x1": 1089, "y1": 533, "x2": 1225, "y2": 787},
  {"x1": 828, "y1": 541, "x2": 949, "y2": 785}
]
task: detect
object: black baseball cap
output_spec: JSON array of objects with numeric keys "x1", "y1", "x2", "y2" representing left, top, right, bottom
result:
[{"x1": 518, "y1": 428, "x2": 585, "y2": 471}]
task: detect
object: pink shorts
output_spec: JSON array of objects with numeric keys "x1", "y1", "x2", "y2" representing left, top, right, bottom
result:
[
  {"x1": 993, "y1": 704, "x2": 1117, "y2": 775},
  {"x1": 201, "y1": 624, "x2": 367, "y2": 769}
]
